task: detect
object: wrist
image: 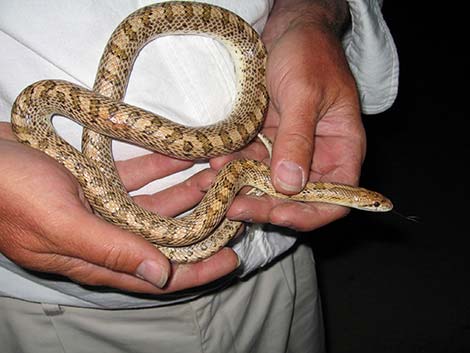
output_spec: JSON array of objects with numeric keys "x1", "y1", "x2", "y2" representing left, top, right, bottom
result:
[{"x1": 263, "y1": 0, "x2": 350, "y2": 49}]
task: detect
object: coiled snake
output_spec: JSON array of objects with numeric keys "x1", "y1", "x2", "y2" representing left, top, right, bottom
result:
[{"x1": 11, "y1": 2, "x2": 392, "y2": 263}]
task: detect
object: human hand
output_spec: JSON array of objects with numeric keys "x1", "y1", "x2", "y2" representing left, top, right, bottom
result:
[
  {"x1": 0, "y1": 122, "x2": 238, "y2": 294},
  {"x1": 211, "y1": 0, "x2": 366, "y2": 231}
]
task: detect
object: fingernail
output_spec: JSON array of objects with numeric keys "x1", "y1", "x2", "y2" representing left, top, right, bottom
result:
[
  {"x1": 275, "y1": 160, "x2": 305, "y2": 193},
  {"x1": 235, "y1": 254, "x2": 242, "y2": 269},
  {"x1": 135, "y1": 260, "x2": 168, "y2": 288}
]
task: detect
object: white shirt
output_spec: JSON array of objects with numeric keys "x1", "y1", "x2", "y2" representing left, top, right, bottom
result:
[{"x1": 0, "y1": 0, "x2": 398, "y2": 308}]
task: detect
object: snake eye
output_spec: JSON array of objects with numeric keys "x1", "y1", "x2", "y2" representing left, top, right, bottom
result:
[{"x1": 373, "y1": 201, "x2": 381, "y2": 208}]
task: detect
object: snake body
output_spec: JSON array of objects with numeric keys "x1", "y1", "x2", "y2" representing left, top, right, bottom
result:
[{"x1": 11, "y1": 2, "x2": 392, "y2": 263}]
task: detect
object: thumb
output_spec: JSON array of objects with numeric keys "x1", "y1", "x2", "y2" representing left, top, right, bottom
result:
[
  {"x1": 270, "y1": 91, "x2": 317, "y2": 194},
  {"x1": 51, "y1": 206, "x2": 171, "y2": 290}
]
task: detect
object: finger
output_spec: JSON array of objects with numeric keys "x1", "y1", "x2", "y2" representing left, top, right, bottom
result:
[
  {"x1": 0, "y1": 122, "x2": 16, "y2": 141},
  {"x1": 115, "y1": 153, "x2": 193, "y2": 191},
  {"x1": 225, "y1": 194, "x2": 278, "y2": 223},
  {"x1": 133, "y1": 168, "x2": 217, "y2": 216},
  {"x1": 270, "y1": 90, "x2": 317, "y2": 195},
  {"x1": 164, "y1": 248, "x2": 239, "y2": 292},
  {"x1": 209, "y1": 134, "x2": 272, "y2": 171},
  {"x1": 226, "y1": 193, "x2": 348, "y2": 231},
  {"x1": 74, "y1": 248, "x2": 239, "y2": 294},
  {"x1": 30, "y1": 253, "x2": 166, "y2": 294},
  {"x1": 30, "y1": 248, "x2": 239, "y2": 295},
  {"x1": 13, "y1": 197, "x2": 239, "y2": 294},
  {"x1": 268, "y1": 202, "x2": 349, "y2": 231},
  {"x1": 43, "y1": 206, "x2": 172, "y2": 289}
]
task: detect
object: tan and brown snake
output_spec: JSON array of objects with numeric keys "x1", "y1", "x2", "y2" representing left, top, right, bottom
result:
[{"x1": 11, "y1": 2, "x2": 392, "y2": 263}]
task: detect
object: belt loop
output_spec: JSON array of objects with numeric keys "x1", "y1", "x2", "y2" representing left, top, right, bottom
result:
[{"x1": 41, "y1": 303, "x2": 64, "y2": 316}]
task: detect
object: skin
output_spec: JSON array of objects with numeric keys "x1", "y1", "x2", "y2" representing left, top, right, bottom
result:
[{"x1": 0, "y1": 0, "x2": 365, "y2": 294}]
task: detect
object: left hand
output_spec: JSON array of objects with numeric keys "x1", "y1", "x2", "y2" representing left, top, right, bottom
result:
[{"x1": 211, "y1": 0, "x2": 366, "y2": 232}]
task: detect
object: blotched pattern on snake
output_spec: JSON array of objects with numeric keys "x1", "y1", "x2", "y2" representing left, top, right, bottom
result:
[{"x1": 11, "y1": 2, "x2": 392, "y2": 263}]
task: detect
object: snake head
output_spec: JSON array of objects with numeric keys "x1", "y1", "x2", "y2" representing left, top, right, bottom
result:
[{"x1": 354, "y1": 189, "x2": 394, "y2": 212}]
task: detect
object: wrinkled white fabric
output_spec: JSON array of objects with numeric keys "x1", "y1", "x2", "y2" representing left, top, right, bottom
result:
[
  {"x1": 344, "y1": 0, "x2": 399, "y2": 113},
  {"x1": 0, "y1": 0, "x2": 398, "y2": 308}
]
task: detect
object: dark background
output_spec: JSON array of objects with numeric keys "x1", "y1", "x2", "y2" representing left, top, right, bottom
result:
[{"x1": 307, "y1": 3, "x2": 470, "y2": 353}]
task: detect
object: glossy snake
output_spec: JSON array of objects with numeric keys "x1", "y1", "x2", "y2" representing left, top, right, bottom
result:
[{"x1": 11, "y1": 2, "x2": 392, "y2": 263}]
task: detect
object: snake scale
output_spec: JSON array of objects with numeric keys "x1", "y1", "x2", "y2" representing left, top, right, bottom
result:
[{"x1": 11, "y1": 2, "x2": 393, "y2": 263}]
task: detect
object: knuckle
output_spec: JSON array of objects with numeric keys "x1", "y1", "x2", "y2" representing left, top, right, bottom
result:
[
  {"x1": 275, "y1": 131, "x2": 314, "y2": 166},
  {"x1": 102, "y1": 244, "x2": 131, "y2": 271},
  {"x1": 36, "y1": 254, "x2": 77, "y2": 274},
  {"x1": 66, "y1": 265, "x2": 100, "y2": 286},
  {"x1": 285, "y1": 130, "x2": 314, "y2": 148},
  {"x1": 0, "y1": 221, "x2": 48, "y2": 268}
]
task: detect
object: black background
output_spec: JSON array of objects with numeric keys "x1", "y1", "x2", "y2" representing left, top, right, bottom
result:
[{"x1": 307, "y1": 3, "x2": 470, "y2": 352}]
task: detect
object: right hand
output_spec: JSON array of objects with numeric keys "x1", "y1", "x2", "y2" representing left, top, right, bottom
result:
[{"x1": 0, "y1": 122, "x2": 239, "y2": 295}]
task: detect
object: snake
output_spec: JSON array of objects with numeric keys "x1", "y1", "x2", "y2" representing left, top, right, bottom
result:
[{"x1": 10, "y1": 1, "x2": 393, "y2": 263}]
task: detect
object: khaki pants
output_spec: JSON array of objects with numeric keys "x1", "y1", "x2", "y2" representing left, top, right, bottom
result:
[{"x1": 0, "y1": 245, "x2": 324, "y2": 353}]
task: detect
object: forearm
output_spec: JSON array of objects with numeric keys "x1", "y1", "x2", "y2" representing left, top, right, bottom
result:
[{"x1": 263, "y1": 0, "x2": 350, "y2": 48}]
